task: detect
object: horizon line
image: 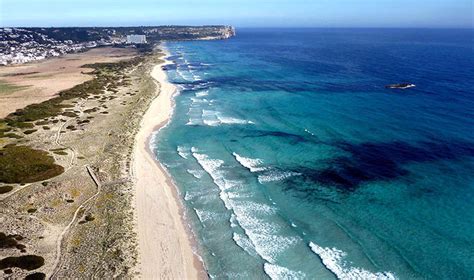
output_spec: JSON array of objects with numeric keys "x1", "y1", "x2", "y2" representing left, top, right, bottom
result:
[{"x1": 2, "y1": 25, "x2": 473, "y2": 30}]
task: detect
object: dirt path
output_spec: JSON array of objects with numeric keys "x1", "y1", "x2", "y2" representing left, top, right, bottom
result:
[{"x1": 49, "y1": 165, "x2": 102, "y2": 279}]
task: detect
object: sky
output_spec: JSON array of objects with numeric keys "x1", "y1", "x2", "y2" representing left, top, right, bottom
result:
[{"x1": 0, "y1": 0, "x2": 472, "y2": 28}]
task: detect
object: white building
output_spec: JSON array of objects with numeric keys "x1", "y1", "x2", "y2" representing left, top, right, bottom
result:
[{"x1": 126, "y1": 34, "x2": 147, "y2": 44}]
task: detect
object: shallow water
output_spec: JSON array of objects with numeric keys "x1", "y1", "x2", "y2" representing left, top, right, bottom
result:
[{"x1": 153, "y1": 28, "x2": 474, "y2": 279}]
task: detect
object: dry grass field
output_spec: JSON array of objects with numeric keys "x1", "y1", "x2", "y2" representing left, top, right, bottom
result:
[{"x1": 0, "y1": 47, "x2": 137, "y2": 118}]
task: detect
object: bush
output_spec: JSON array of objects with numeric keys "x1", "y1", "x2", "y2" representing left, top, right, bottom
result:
[
  {"x1": 0, "y1": 145, "x2": 64, "y2": 184},
  {"x1": 25, "y1": 272, "x2": 46, "y2": 280},
  {"x1": 0, "y1": 255, "x2": 44, "y2": 270},
  {"x1": 24, "y1": 129, "x2": 37, "y2": 135},
  {"x1": 1, "y1": 133, "x2": 23, "y2": 139},
  {"x1": 0, "y1": 186, "x2": 13, "y2": 194}
]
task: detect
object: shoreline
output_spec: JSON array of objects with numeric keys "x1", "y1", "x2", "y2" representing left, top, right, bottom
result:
[{"x1": 132, "y1": 47, "x2": 206, "y2": 279}]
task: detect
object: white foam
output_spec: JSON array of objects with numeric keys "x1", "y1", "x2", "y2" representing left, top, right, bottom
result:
[
  {"x1": 192, "y1": 151, "x2": 231, "y2": 209},
  {"x1": 176, "y1": 69, "x2": 191, "y2": 81},
  {"x1": 161, "y1": 161, "x2": 181, "y2": 168},
  {"x1": 258, "y1": 171, "x2": 301, "y2": 184},
  {"x1": 305, "y1": 128, "x2": 316, "y2": 136},
  {"x1": 233, "y1": 153, "x2": 267, "y2": 172},
  {"x1": 177, "y1": 145, "x2": 190, "y2": 159},
  {"x1": 201, "y1": 110, "x2": 253, "y2": 126},
  {"x1": 195, "y1": 90, "x2": 209, "y2": 97},
  {"x1": 236, "y1": 200, "x2": 276, "y2": 215},
  {"x1": 234, "y1": 214, "x2": 298, "y2": 262},
  {"x1": 309, "y1": 242, "x2": 397, "y2": 280},
  {"x1": 192, "y1": 152, "x2": 224, "y2": 175},
  {"x1": 184, "y1": 191, "x2": 192, "y2": 201},
  {"x1": 217, "y1": 114, "x2": 254, "y2": 125},
  {"x1": 263, "y1": 263, "x2": 306, "y2": 280},
  {"x1": 230, "y1": 213, "x2": 238, "y2": 228},
  {"x1": 202, "y1": 109, "x2": 221, "y2": 126},
  {"x1": 186, "y1": 107, "x2": 203, "y2": 126},
  {"x1": 194, "y1": 208, "x2": 219, "y2": 224},
  {"x1": 192, "y1": 151, "x2": 299, "y2": 264},
  {"x1": 186, "y1": 119, "x2": 201, "y2": 126},
  {"x1": 232, "y1": 232, "x2": 258, "y2": 257},
  {"x1": 186, "y1": 169, "x2": 205, "y2": 179},
  {"x1": 190, "y1": 97, "x2": 209, "y2": 104}
]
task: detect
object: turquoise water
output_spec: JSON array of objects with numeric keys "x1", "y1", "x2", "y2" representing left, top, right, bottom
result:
[{"x1": 153, "y1": 29, "x2": 474, "y2": 279}]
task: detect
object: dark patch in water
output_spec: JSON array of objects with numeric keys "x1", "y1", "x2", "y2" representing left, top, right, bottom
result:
[
  {"x1": 287, "y1": 140, "x2": 474, "y2": 193},
  {"x1": 179, "y1": 62, "x2": 210, "y2": 71},
  {"x1": 162, "y1": 64, "x2": 177, "y2": 71},
  {"x1": 0, "y1": 255, "x2": 44, "y2": 270},
  {"x1": 174, "y1": 79, "x2": 212, "y2": 92},
  {"x1": 244, "y1": 130, "x2": 308, "y2": 143},
  {"x1": 189, "y1": 75, "x2": 377, "y2": 95},
  {"x1": 166, "y1": 55, "x2": 181, "y2": 61}
]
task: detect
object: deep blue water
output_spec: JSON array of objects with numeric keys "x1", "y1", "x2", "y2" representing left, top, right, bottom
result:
[{"x1": 153, "y1": 28, "x2": 474, "y2": 279}]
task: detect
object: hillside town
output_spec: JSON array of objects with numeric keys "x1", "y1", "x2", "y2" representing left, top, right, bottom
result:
[{"x1": 0, "y1": 26, "x2": 235, "y2": 65}]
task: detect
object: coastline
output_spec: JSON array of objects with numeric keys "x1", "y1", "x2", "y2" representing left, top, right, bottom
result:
[{"x1": 132, "y1": 47, "x2": 206, "y2": 279}]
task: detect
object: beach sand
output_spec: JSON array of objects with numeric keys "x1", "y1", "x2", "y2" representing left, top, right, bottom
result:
[{"x1": 133, "y1": 51, "x2": 205, "y2": 279}]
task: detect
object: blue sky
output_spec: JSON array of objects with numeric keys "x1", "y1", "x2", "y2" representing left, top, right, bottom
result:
[{"x1": 1, "y1": 0, "x2": 472, "y2": 28}]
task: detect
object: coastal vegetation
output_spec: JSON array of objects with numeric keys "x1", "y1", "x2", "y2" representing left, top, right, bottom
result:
[
  {"x1": 0, "y1": 56, "x2": 145, "y2": 185},
  {"x1": 0, "y1": 185, "x2": 13, "y2": 194},
  {"x1": 0, "y1": 255, "x2": 44, "y2": 270},
  {"x1": 0, "y1": 145, "x2": 64, "y2": 184},
  {"x1": 0, "y1": 49, "x2": 161, "y2": 279},
  {"x1": 0, "y1": 80, "x2": 30, "y2": 94},
  {"x1": 25, "y1": 272, "x2": 46, "y2": 280}
]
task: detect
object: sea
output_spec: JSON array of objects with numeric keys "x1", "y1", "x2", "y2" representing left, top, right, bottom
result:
[{"x1": 152, "y1": 28, "x2": 474, "y2": 279}]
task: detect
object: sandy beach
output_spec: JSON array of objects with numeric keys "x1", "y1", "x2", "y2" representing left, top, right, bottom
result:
[{"x1": 133, "y1": 50, "x2": 204, "y2": 279}]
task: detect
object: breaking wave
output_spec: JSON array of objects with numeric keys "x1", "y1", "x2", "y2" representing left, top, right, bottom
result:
[
  {"x1": 232, "y1": 153, "x2": 300, "y2": 184},
  {"x1": 202, "y1": 110, "x2": 253, "y2": 126},
  {"x1": 258, "y1": 170, "x2": 301, "y2": 184},
  {"x1": 186, "y1": 169, "x2": 205, "y2": 179},
  {"x1": 195, "y1": 90, "x2": 209, "y2": 97},
  {"x1": 192, "y1": 150, "x2": 302, "y2": 277},
  {"x1": 233, "y1": 153, "x2": 267, "y2": 172},
  {"x1": 309, "y1": 242, "x2": 397, "y2": 280},
  {"x1": 263, "y1": 263, "x2": 306, "y2": 280},
  {"x1": 177, "y1": 145, "x2": 190, "y2": 159}
]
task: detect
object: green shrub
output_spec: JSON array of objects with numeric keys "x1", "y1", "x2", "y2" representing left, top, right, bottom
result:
[
  {"x1": 7, "y1": 121, "x2": 34, "y2": 129},
  {"x1": 0, "y1": 145, "x2": 64, "y2": 184},
  {"x1": 0, "y1": 186, "x2": 13, "y2": 194},
  {"x1": 35, "y1": 120, "x2": 49, "y2": 125},
  {"x1": 2, "y1": 133, "x2": 23, "y2": 139},
  {"x1": 23, "y1": 129, "x2": 37, "y2": 135},
  {"x1": 62, "y1": 112, "x2": 78, "y2": 118},
  {"x1": 0, "y1": 255, "x2": 44, "y2": 270},
  {"x1": 25, "y1": 272, "x2": 46, "y2": 280}
]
